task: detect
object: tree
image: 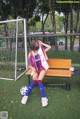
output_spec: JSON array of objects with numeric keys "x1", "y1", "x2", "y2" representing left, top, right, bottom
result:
[
  {"x1": 56, "y1": 15, "x2": 65, "y2": 32},
  {"x1": 37, "y1": 0, "x2": 50, "y2": 33},
  {"x1": 56, "y1": 3, "x2": 71, "y2": 50},
  {"x1": 70, "y1": 4, "x2": 74, "y2": 51},
  {"x1": 0, "y1": 0, "x2": 11, "y2": 20},
  {"x1": 49, "y1": 0, "x2": 58, "y2": 50},
  {"x1": 0, "y1": 0, "x2": 12, "y2": 49},
  {"x1": 9, "y1": 0, "x2": 37, "y2": 33}
]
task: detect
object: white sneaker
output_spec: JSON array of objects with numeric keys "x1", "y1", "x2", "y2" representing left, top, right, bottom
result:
[
  {"x1": 41, "y1": 97, "x2": 48, "y2": 107},
  {"x1": 21, "y1": 96, "x2": 28, "y2": 105}
]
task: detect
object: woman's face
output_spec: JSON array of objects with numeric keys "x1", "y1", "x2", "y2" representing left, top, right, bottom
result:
[
  {"x1": 30, "y1": 40, "x2": 39, "y2": 51},
  {"x1": 35, "y1": 42, "x2": 39, "y2": 50}
]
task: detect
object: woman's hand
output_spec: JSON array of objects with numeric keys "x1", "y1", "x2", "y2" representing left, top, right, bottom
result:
[
  {"x1": 38, "y1": 40, "x2": 43, "y2": 45},
  {"x1": 38, "y1": 40, "x2": 51, "y2": 52}
]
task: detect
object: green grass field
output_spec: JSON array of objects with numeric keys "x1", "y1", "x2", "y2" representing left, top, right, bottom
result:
[
  {"x1": 0, "y1": 50, "x2": 80, "y2": 119},
  {"x1": 0, "y1": 72, "x2": 80, "y2": 119}
]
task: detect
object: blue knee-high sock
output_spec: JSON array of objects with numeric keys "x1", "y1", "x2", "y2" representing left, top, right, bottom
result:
[
  {"x1": 25, "y1": 80, "x2": 37, "y2": 96},
  {"x1": 37, "y1": 80, "x2": 46, "y2": 98}
]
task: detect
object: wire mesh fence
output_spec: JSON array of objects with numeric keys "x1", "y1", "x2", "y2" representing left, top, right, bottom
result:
[{"x1": 0, "y1": 18, "x2": 27, "y2": 80}]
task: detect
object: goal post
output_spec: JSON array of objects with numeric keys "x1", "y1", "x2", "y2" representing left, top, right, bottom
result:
[{"x1": 0, "y1": 17, "x2": 28, "y2": 81}]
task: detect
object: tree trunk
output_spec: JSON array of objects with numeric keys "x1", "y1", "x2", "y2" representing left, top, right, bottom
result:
[
  {"x1": 75, "y1": 9, "x2": 79, "y2": 33},
  {"x1": 22, "y1": 5, "x2": 29, "y2": 48},
  {"x1": 49, "y1": 0, "x2": 58, "y2": 50},
  {"x1": 73, "y1": 7, "x2": 79, "y2": 47},
  {"x1": 41, "y1": 13, "x2": 49, "y2": 33},
  {"x1": 70, "y1": 4, "x2": 73, "y2": 51},
  {"x1": 41, "y1": 13, "x2": 45, "y2": 33},
  {"x1": 78, "y1": 24, "x2": 80, "y2": 51},
  {"x1": 78, "y1": 35, "x2": 80, "y2": 52},
  {"x1": 64, "y1": 13, "x2": 69, "y2": 50}
]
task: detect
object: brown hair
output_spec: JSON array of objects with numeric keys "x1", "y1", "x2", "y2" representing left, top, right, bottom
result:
[{"x1": 30, "y1": 40, "x2": 39, "y2": 51}]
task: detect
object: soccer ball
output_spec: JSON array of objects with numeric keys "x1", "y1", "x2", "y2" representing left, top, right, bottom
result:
[{"x1": 20, "y1": 86, "x2": 28, "y2": 96}]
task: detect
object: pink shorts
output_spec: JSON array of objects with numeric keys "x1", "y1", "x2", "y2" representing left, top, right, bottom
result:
[{"x1": 36, "y1": 66, "x2": 45, "y2": 74}]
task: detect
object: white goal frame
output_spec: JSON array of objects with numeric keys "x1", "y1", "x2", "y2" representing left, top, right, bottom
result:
[{"x1": 0, "y1": 17, "x2": 28, "y2": 81}]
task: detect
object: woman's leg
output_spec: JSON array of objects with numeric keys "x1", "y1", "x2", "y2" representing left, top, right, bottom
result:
[
  {"x1": 37, "y1": 70, "x2": 46, "y2": 98},
  {"x1": 25, "y1": 72, "x2": 38, "y2": 96},
  {"x1": 21, "y1": 71, "x2": 38, "y2": 104},
  {"x1": 37, "y1": 70, "x2": 48, "y2": 107}
]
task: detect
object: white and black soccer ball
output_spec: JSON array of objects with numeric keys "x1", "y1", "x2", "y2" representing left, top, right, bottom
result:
[{"x1": 20, "y1": 86, "x2": 28, "y2": 96}]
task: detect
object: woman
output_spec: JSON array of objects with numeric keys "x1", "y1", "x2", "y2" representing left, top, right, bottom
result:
[{"x1": 21, "y1": 40, "x2": 51, "y2": 107}]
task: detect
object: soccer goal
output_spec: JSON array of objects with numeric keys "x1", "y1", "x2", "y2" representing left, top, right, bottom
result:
[{"x1": 0, "y1": 17, "x2": 28, "y2": 81}]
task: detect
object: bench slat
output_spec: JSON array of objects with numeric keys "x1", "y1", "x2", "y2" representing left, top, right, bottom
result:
[
  {"x1": 47, "y1": 59, "x2": 71, "y2": 69},
  {"x1": 45, "y1": 69, "x2": 71, "y2": 77}
]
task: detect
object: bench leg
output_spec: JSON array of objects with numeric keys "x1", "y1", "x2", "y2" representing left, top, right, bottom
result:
[
  {"x1": 65, "y1": 78, "x2": 71, "y2": 91},
  {"x1": 28, "y1": 75, "x2": 31, "y2": 86}
]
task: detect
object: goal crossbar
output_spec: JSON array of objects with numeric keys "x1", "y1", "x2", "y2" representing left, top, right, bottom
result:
[{"x1": 0, "y1": 18, "x2": 24, "y2": 24}]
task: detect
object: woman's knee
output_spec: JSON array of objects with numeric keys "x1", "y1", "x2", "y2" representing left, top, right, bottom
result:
[{"x1": 32, "y1": 72, "x2": 38, "y2": 79}]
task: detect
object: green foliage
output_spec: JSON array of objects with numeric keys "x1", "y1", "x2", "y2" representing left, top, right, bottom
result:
[
  {"x1": 0, "y1": 50, "x2": 25, "y2": 62},
  {"x1": 29, "y1": 15, "x2": 40, "y2": 27},
  {"x1": 29, "y1": 21, "x2": 42, "y2": 32},
  {"x1": 47, "y1": 50, "x2": 80, "y2": 64},
  {"x1": 56, "y1": 15, "x2": 65, "y2": 32},
  {"x1": 34, "y1": 15, "x2": 40, "y2": 22},
  {"x1": 0, "y1": 0, "x2": 11, "y2": 20},
  {"x1": 29, "y1": 14, "x2": 65, "y2": 32},
  {"x1": 38, "y1": 0, "x2": 50, "y2": 13},
  {"x1": 29, "y1": 19, "x2": 36, "y2": 26}
]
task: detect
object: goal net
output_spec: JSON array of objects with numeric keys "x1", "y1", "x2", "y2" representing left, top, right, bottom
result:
[{"x1": 0, "y1": 17, "x2": 28, "y2": 81}]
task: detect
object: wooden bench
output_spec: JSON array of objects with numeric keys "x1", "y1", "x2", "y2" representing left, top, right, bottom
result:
[{"x1": 26, "y1": 59, "x2": 72, "y2": 90}]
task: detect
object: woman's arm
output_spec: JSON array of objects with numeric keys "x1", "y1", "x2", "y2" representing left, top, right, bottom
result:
[
  {"x1": 39, "y1": 40, "x2": 51, "y2": 52},
  {"x1": 28, "y1": 53, "x2": 36, "y2": 75}
]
